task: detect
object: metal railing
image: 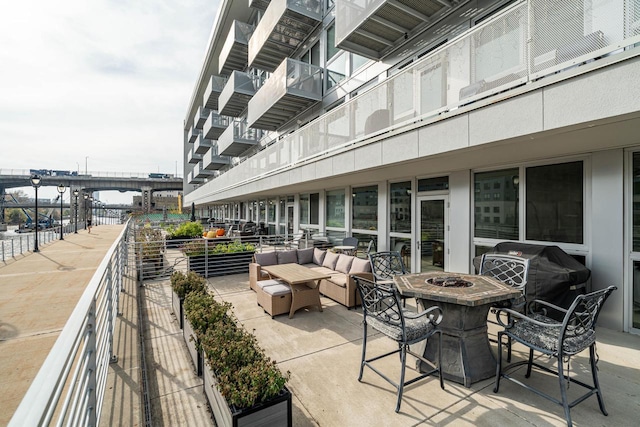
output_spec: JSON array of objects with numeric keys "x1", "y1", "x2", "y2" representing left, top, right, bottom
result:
[
  {"x1": 8, "y1": 220, "x2": 131, "y2": 426},
  {"x1": 1, "y1": 223, "x2": 77, "y2": 262}
]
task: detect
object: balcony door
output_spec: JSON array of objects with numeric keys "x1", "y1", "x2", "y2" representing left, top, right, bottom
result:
[{"x1": 417, "y1": 196, "x2": 448, "y2": 273}]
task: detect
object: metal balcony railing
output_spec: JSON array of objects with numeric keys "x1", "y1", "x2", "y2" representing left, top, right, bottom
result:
[
  {"x1": 195, "y1": 134, "x2": 212, "y2": 155},
  {"x1": 202, "y1": 75, "x2": 227, "y2": 111},
  {"x1": 200, "y1": 0, "x2": 640, "y2": 195},
  {"x1": 188, "y1": 147, "x2": 203, "y2": 164},
  {"x1": 203, "y1": 110, "x2": 230, "y2": 140},
  {"x1": 219, "y1": 21, "x2": 255, "y2": 76},
  {"x1": 219, "y1": 71, "x2": 258, "y2": 117},
  {"x1": 203, "y1": 146, "x2": 231, "y2": 171},
  {"x1": 218, "y1": 119, "x2": 262, "y2": 157},
  {"x1": 187, "y1": 126, "x2": 201, "y2": 144}
]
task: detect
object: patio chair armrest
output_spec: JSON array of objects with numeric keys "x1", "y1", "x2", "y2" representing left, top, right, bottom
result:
[
  {"x1": 406, "y1": 305, "x2": 444, "y2": 326},
  {"x1": 494, "y1": 307, "x2": 562, "y2": 329},
  {"x1": 526, "y1": 299, "x2": 568, "y2": 317}
]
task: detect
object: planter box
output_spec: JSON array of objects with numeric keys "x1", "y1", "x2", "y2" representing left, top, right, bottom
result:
[
  {"x1": 172, "y1": 291, "x2": 184, "y2": 329},
  {"x1": 187, "y1": 251, "x2": 255, "y2": 278},
  {"x1": 203, "y1": 360, "x2": 292, "y2": 427},
  {"x1": 183, "y1": 316, "x2": 203, "y2": 376}
]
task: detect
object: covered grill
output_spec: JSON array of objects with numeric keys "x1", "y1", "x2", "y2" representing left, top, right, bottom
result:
[{"x1": 473, "y1": 242, "x2": 590, "y2": 313}]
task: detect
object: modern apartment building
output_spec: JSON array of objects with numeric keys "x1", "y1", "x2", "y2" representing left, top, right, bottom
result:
[{"x1": 182, "y1": 0, "x2": 640, "y2": 333}]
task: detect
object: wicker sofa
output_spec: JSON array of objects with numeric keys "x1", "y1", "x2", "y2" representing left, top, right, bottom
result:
[{"x1": 249, "y1": 247, "x2": 372, "y2": 309}]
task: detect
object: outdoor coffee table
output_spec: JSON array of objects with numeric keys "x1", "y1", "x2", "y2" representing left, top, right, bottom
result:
[
  {"x1": 394, "y1": 272, "x2": 521, "y2": 387},
  {"x1": 261, "y1": 263, "x2": 331, "y2": 318}
]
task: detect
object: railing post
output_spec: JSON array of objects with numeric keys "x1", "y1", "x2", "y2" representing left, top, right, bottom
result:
[
  {"x1": 86, "y1": 299, "x2": 98, "y2": 427},
  {"x1": 205, "y1": 238, "x2": 208, "y2": 278}
]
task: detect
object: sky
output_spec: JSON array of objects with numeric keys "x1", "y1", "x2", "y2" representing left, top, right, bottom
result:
[{"x1": 0, "y1": 0, "x2": 219, "y2": 203}]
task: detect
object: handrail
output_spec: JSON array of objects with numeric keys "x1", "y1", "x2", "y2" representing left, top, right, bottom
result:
[{"x1": 9, "y1": 220, "x2": 131, "y2": 426}]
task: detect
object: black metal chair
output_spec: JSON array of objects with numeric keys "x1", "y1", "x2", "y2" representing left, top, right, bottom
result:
[
  {"x1": 342, "y1": 236, "x2": 358, "y2": 255},
  {"x1": 353, "y1": 276, "x2": 444, "y2": 412},
  {"x1": 493, "y1": 286, "x2": 617, "y2": 427},
  {"x1": 369, "y1": 251, "x2": 411, "y2": 306},
  {"x1": 479, "y1": 253, "x2": 530, "y2": 361}
]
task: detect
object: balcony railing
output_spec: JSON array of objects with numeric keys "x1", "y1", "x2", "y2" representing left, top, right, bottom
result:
[
  {"x1": 188, "y1": 148, "x2": 203, "y2": 164},
  {"x1": 188, "y1": 170, "x2": 204, "y2": 184},
  {"x1": 218, "y1": 119, "x2": 262, "y2": 157},
  {"x1": 194, "y1": 161, "x2": 214, "y2": 179},
  {"x1": 203, "y1": 146, "x2": 231, "y2": 171},
  {"x1": 247, "y1": 58, "x2": 322, "y2": 130},
  {"x1": 219, "y1": 21, "x2": 254, "y2": 76},
  {"x1": 203, "y1": 111, "x2": 230, "y2": 140},
  {"x1": 187, "y1": 126, "x2": 201, "y2": 144},
  {"x1": 202, "y1": 75, "x2": 227, "y2": 111},
  {"x1": 248, "y1": 0, "x2": 322, "y2": 72},
  {"x1": 194, "y1": 106, "x2": 210, "y2": 130},
  {"x1": 195, "y1": 134, "x2": 213, "y2": 155},
  {"x1": 200, "y1": 0, "x2": 640, "y2": 194},
  {"x1": 219, "y1": 71, "x2": 258, "y2": 117}
]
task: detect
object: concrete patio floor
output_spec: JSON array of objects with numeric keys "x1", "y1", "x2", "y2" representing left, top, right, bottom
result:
[{"x1": 142, "y1": 272, "x2": 640, "y2": 426}]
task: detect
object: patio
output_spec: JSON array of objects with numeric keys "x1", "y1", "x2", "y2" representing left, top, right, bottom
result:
[{"x1": 141, "y1": 272, "x2": 640, "y2": 426}]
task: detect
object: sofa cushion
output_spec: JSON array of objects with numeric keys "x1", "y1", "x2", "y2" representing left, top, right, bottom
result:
[
  {"x1": 335, "y1": 254, "x2": 354, "y2": 274},
  {"x1": 277, "y1": 250, "x2": 299, "y2": 264},
  {"x1": 313, "y1": 248, "x2": 326, "y2": 265},
  {"x1": 254, "y1": 252, "x2": 277, "y2": 266},
  {"x1": 297, "y1": 248, "x2": 314, "y2": 265},
  {"x1": 349, "y1": 257, "x2": 372, "y2": 274},
  {"x1": 262, "y1": 283, "x2": 292, "y2": 296},
  {"x1": 309, "y1": 266, "x2": 335, "y2": 276},
  {"x1": 256, "y1": 279, "x2": 282, "y2": 290},
  {"x1": 322, "y1": 251, "x2": 340, "y2": 270},
  {"x1": 328, "y1": 273, "x2": 348, "y2": 288}
]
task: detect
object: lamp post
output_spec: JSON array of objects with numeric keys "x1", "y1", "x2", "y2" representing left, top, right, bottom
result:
[
  {"x1": 57, "y1": 184, "x2": 66, "y2": 240},
  {"x1": 30, "y1": 174, "x2": 42, "y2": 252},
  {"x1": 83, "y1": 193, "x2": 89, "y2": 230},
  {"x1": 73, "y1": 189, "x2": 79, "y2": 233}
]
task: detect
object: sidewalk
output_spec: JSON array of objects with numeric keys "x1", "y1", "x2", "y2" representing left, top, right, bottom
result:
[{"x1": 0, "y1": 225, "x2": 138, "y2": 426}]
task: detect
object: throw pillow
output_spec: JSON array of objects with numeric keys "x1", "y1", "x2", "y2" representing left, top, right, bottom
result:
[
  {"x1": 297, "y1": 247, "x2": 314, "y2": 264},
  {"x1": 349, "y1": 257, "x2": 372, "y2": 274},
  {"x1": 313, "y1": 248, "x2": 326, "y2": 265},
  {"x1": 335, "y1": 254, "x2": 354, "y2": 274},
  {"x1": 277, "y1": 250, "x2": 298, "y2": 264},
  {"x1": 254, "y1": 251, "x2": 277, "y2": 266},
  {"x1": 322, "y1": 251, "x2": 340, "y2": 270}
]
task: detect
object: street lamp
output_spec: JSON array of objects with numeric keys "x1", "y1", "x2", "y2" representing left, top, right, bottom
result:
[
  {"x1": 83, "y1": 193, "x2": 89, "y2": 230},
  {"x1": 57, "y1": 184, "x2": 66, "y2": 240},
  {"x1": 30, "y1": 174, "x2": 42, "y2": 252},
  {"x1": 73, "y1": 189, "x2": 79, "y2": 233}
]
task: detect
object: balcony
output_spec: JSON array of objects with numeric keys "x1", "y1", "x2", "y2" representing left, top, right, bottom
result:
[
  {"x1": 187, "y1": 148, "x2": 203, "y2": 164},
  {"x1": 218, "y1": 120, "x2": 262, "y2": 157},
  {"x1": 202, "y1": 75, "x2": 227, "y2": 111},
  {"x1": 187, "y1": 171, "x2": 204, "y2": 185},
  {"x1": 187, "y1": 127, "x2": 201, "y2": 144},
  {"x1": 194, "y1": 106, "x2": 210, "y2": 130},
  {"x1": 248, "y1": 0, "x2": 322, "y2": 72},
  {"x1": 203, "y1": 147, "x2": 231, "y2": 170},
  {"x1": 247, "y1": 58, "x2": 322, "y2": 130},
  {"x1": 219, "y1": 71, "x2": 258, "y2": 117},
  {"x1": 195, "y1": 134, "x2": 213, "y2": 155},
  {"x1": 335, "y1": 0, "x2": 462, "y2": 60},
  {"x1": 219, "y1": 21, "x2": 254, "y2": 76},
  {"x1": 249, "y1": 0, "x2": 271, "y2": 10},
  {"x1": 194, "y1": 161, "x2": 214, "y2": 179},
  {"x1": 203, "y1": 111, "x2": 230, "y2": 140}
]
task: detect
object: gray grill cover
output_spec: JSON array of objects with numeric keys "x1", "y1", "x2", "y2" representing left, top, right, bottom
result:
[{"x1": 473, "y1": 242, "x2": 590, "y2": 310}]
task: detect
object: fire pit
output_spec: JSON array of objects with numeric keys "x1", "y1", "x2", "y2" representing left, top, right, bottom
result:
[{"x1": 427, "y1": 276, "x2": 473, "y2": 288}]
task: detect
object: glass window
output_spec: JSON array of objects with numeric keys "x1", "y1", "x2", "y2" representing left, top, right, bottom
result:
[
  {"x1": 633, "y1": 153, "x2": 640, "y2": 252},
  {"x1": 526, "y1": 161, "x2": 583, "y2": 243},
  {"x1": 310, "y1": 193, "x2": 319, "y2": 225},
  {"x1": 326, "y1": 25, "x2": 339, "y2": 61},
  {"x1": 418, "y1": 176, "x2": 449, "y2": 192},
  {"x1": 300, "y1": 194, "x2": 310, "y2": 225},
  {"x1": 327, "y1": 52, "x2": 346, "y2": 91},
  {"x1": 352, "y1": 185, "x2": 378, "y2": 230},
  {"x1": 326, "y1": 189, "x2": 345, "y2": 227},
  {"x1": 474, "y1": 169, "x2": 519, "y2": 240},
  {"x1": 311, "y1": 42, "x2": 321, "y2": 67},
  {"x1": 267, "y1": 199, "x2": 276, "y2": 222},
  {"x1": 279, "y1": 199, "x2": 286, "y2": 222},
  {"x1": 390, "y1": 181, "x2": 411, "y2": 233},
  {"x1": 352, "y1": 53, "x2": 369, "y2": 72},
  {"x1": 259, "y1": 201, "x2": 266, "y2": 222}
]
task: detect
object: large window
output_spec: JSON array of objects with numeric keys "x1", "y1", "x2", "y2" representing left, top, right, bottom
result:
[
  {"x1": 390, "y1": 182, "x2": 411, "y2": 233},
  {"x1": 300, "y1": 193, "x2": 319, "y2": 226},
  {"x1": 352, "y1": 185, "x2": 377, "y2": 230},
  {"x1": 474, "y1": 169, "x2": 519, "y2": 240},
  {"x1": 326, "y1": 189, "x2": 345, "y2": 228},
  {"x1": 526, "y1": 161, "x2": 583, "y2": 244}
]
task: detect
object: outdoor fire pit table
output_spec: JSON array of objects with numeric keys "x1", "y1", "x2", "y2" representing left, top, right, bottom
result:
[{"x1": 394, "y1": 272, "x2": 521, "y2": 387}]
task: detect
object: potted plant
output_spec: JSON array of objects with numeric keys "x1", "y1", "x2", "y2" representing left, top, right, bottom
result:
[
  {"x1": 170, "y1": 270, "x2": 207, "y2": 329},
  {"x1": 135, "y1": 227, "x2": 165, "y2": 280},
  {"x1": 183, "y1": 240, "x2": 256, "y2": 278},
  {"x1": 195, "y1": 296, "x2": 291, "y2": 427},
  {"x1": 165, "y1": 221, "x2": 204, "y2": 247}
]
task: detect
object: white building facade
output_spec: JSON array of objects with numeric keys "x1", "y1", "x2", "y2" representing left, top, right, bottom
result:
[{"x1": 183, "y1": 0, "x2": 640, "y2": 333}]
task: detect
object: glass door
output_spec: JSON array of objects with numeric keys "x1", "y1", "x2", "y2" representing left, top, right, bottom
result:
[{"x1": 417, "y1": 196, "x2": 448, "y2": 273}]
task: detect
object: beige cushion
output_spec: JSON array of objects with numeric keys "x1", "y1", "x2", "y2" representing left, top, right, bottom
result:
[
  {"x1": 328, "y1": 273, "x2": 348, "y2": 288},
  {"x1": 262, "y1": 283, "x2": 291, "y2": 296},
  {"x1": 254, "y1": 252, "x2": 277, "y2": 266},
  {"x1": 309, "y1": 266, "x2": 335, "y2": 275},
  {"x1": 322, "y1": 251, "x2": 340, "y2": 270},
  {"x1": 256, "y1": 279, "x2": 282, "y2": 289},
  {"x1": 349, "y1": 257, "x2": 372, "y2": 274},
  {"x1": 335, "y1": 255, "x2": 354, "y2": 274},
  {"x1": 313, "y1": 248, "x2": 326, "y2": 265},
  {"x1": 277, "y1": 250, "x2": 298, "y2": 264},
  {"x1": 297, "y1": 248, "x2": 314, "y2": 264}
]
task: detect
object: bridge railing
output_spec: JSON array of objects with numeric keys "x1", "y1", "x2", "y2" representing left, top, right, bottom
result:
[
  {"x1": 8, "y1": 220, "x2": 131, "y2": 426},
  {"x1": 0, "y1": 169, "x2": 182, "y2": 179}
]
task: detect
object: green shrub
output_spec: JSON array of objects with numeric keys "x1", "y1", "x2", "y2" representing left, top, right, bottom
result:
[
  {"x1": 182, "y1": 240, "x2": 255, "y2": 257},
  {"x1": 169, "y1": 221, "x2": 204, "y2": 239},
  {"x1": 170, "y1": 270, "x2": 208, "y2": 299}
]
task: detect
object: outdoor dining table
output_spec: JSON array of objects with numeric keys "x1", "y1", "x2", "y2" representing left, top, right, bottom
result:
[
  {"x1": 333, "y1": 245, "x2": 356, "y2": 255},
  {"x1": 393, "y1": 271, "x2": 521, "y2": 387}
]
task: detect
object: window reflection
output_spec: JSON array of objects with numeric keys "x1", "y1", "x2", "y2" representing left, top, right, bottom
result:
[
  {"x1": 474, "y1": 169, "x2": 518, "y2": 240},
  {"x1": 390, "y1": 182, "x2": 411, "y2": 233},
  {"x1": 352, "y1": 185, "x2": 378, "y2": 230}
]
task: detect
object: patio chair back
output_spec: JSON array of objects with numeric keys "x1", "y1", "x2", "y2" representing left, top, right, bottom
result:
[
  {"x1": 342, "y1": 236, "x2": 358, "y2": 248},
  {"x1": 368, "y1": 251, "x2": 407, "y2": 283},
  {"x1": 479, "y1": 253, "x2": 529, "y2": 292}
]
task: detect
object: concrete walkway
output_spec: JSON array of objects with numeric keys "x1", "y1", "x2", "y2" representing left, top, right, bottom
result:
[
  {"x1": 0, "y1": 225, "x2": 141, "y2": 426},
  {"x1": 144, "y1": 272, "x2": 640, "y2": 426}
]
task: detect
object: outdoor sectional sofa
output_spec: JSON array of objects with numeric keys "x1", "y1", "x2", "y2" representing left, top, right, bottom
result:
[{"x1": 249, "y1": 247, "x2": 373, "y2": 310}]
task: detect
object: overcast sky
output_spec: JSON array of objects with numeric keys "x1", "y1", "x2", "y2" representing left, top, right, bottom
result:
[{"x1": 0, "y1": 0, "x2": 218, "y2": 202}]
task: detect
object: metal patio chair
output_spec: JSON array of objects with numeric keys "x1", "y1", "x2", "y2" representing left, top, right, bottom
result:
[
  {"x1": 342, "y1": 236, "x2": 358, "y2": 255},
  {"x1": 479, "y1": 253, "x2": 530, "y2": 361},
  {"x1": 369, "y1": 251, "x2": 411, "y2": 306},
  {"x1": 493, "y1": 286, "x2": 617, "y2": 427},
  {"x1": 353, "y1": 276, "x2": 444, "y2": 412}
]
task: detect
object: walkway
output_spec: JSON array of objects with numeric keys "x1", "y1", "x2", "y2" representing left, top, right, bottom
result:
[{"x1": 0, "y1": 225, "x2": 141, "y2": 426}]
